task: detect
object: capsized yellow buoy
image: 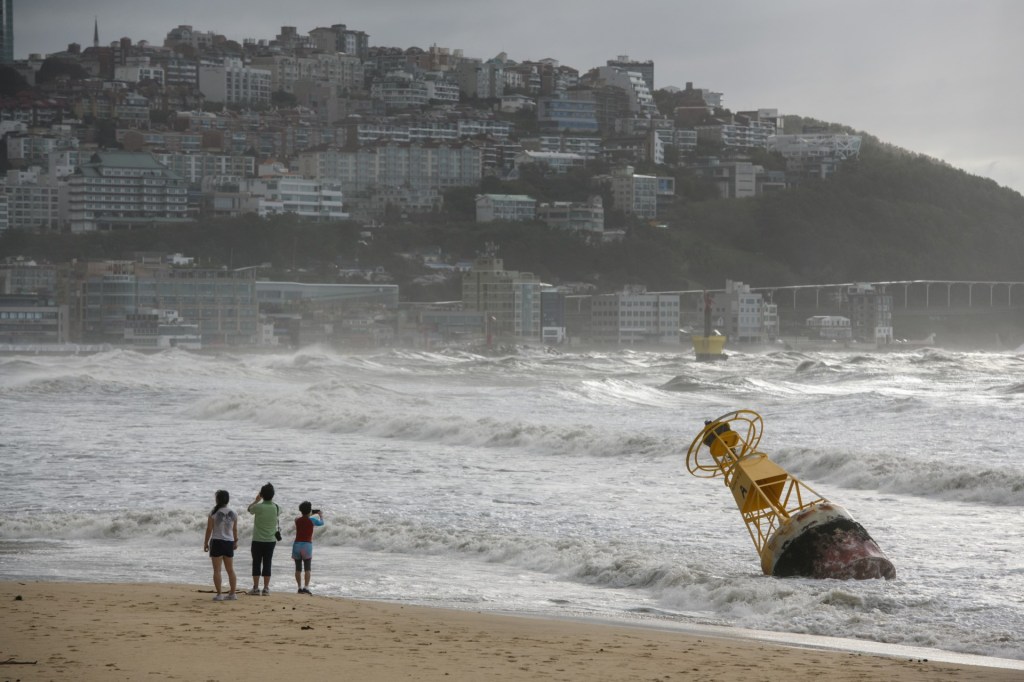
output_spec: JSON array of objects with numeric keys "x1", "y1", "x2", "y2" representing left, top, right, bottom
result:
[{"x1": 685, "y1": 410, "x2": 895, "y2": 580}]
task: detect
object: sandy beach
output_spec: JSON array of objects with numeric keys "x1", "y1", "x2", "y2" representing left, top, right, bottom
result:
[{"x1": 1, "y1": 582, "x2": 1020, "y2": 681}]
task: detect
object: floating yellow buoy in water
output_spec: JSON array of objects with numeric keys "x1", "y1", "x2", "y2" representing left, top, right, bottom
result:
[{"x1": 686, "y1": 410, "x2": 896, "y2": 580}]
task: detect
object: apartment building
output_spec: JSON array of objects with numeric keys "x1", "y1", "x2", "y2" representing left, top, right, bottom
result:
[
  {"x1": 845, "y1": 283, "x2": 893, "y2": 345},
  {"x1": 251, "y1": 52, "x2": 363, "y2": 94},
  {"x1": 475, "y1": 194, "x2": 536, "y2": 223},
  {"x1": 536, "y1": 196, "x2": 604, "y2": 233},
  {"x1": 695, "y1": 120, "x2": 774, "y2": 150},
  {"x1": 295, "y1": 141, "x2": 483, "y2": 194},
  {"x1": 240, "y1": 176, "x2": 348, "y2": 221},
  {"x1": 703, "y1": 279, "x2": 777, "y2": 344},
  {"x1": 461, "y1": 256, "x2": 541, "y2": 340},
  {"x1": 1, "y1": 169, "x2": 64, "y2": 231},
  {"x1": 606, "y1": 165, "x2": 673, "y2": 219},
  {"x1": 590, "y1": 285, "x2": 680, "y2": 345},
  {"x1": 67, "y1": 151, "x2": 190, "y2": 232},
  {"x1": 0, "y1": 294, "x2": 68, "y2": 345},
  {"x1": 152, "y1": 152, "x2": 255, "y2": 184},
  {"x1": 198, "y1": 58, "x2": 271, "y2": 106},
  {"x1": 538, "y1": 93, "x2": 599, "y2": 133}
]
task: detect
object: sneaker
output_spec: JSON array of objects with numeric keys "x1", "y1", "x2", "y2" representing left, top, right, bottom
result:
[
  {"x1": 213, "y1": 594, "x2": 226, "y2": 601},
  {"x1": 298, "y1": 588, "x2": 312, "y2": 595},
  {"x1": 261, "y1": 587, "x2": 270, "y2": 596},
  {"x1": 247, "y1": 587, "x2": 261, "y2": 596},
  {"x1": 225, "y1": 593, "x2": 237, "y2": 601}
]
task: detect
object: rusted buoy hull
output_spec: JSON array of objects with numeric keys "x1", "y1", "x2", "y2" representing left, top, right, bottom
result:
[{"x1": 762, "y1": 502, "x2": 896, "y2": 580}]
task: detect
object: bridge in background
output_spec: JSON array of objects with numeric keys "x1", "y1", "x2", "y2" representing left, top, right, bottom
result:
[
  {"x1": 672, "y1": 280, "x2": 1024, "y2": 345},
  {"x1": 749, "y1": 280, "x2": 1024, "y2": 311}
]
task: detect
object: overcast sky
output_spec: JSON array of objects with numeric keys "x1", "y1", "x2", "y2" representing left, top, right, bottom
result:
[{"x1": 15, "y1": 0, "x2": 1024, "y2": 196}]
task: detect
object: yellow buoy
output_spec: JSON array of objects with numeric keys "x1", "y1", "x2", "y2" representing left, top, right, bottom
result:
[{"x1": 686, "y1": 410, "x2": 895, "y2": 579}]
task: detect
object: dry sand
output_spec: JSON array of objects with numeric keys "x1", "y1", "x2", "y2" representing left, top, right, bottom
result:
[{"x1": 1, "y1": 581, "x2": 1020, "y2": 681}]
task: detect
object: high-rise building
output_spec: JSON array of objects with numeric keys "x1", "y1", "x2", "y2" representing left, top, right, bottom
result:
[
  {"x1": 0, "y1": 0, "x2": 13, "y2": 63},
  {"x1": 461, "y1": 256, "x2": 541, "y2": 340}
]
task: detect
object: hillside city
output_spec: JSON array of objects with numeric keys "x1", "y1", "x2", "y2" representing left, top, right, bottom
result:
[{"x1": 0, "y1": 16, "x2": 894, "y2": 351}]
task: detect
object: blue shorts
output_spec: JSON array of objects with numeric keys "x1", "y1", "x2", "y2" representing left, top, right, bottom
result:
[
  {"x1": 210, "y1": 539, "x2": 234, "y2": 558},
  {"x1": 292, "y1": 542, "x2": 313, "y2": 571}
]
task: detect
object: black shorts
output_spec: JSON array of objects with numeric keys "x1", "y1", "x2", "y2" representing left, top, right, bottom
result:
[{"x1": 210, "y1": 538, "x2": 235, "y2": 558}]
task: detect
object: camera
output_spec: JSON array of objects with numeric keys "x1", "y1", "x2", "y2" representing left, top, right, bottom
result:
[{"x1": 311, "y1": 509, "x2": 321, "y2": 515}]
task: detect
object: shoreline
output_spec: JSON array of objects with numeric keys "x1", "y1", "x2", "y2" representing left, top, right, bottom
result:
[{"x1": 2, "y1": 581, "x2": 1020, "y2": 681}]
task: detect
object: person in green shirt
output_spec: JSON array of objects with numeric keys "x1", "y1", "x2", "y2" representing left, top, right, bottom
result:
[{"x1": 246, "y1": 482, "x2": 280, "y2": 596}]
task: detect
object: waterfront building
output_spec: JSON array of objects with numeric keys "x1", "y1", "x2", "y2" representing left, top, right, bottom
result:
[
  {"x1": 845, "y1": 283, "x2": 893, "y2": 345},
  {"x1": 806, "y1": 315, "x2": 852, "y2": 340},
  {"x1": 68, "y1": 261, "x2": 260, "y2": 346},
  {"x1": 461, "y1": 256, "x2": 541, "y2": 340},
  {"x1": 590, "y1": 285, "x2": 680, "y2": 346},
  {"x1": 701, "y1": 280, "x2": 777, "y2": 344},
  {"x1": 0, "y1": 294, "x2": 68, "y2": 345},
  {"x1": 123, "y1": 309, "x2": 202, "y2": 350}
]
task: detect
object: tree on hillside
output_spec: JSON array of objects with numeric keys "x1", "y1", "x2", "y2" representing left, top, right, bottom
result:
[
  {"x1": 0, "y1": 66, "x2": 30, "y2": 96},
  {"x1": 35, "y1": 58, "x2": 89, "y2": 85}
]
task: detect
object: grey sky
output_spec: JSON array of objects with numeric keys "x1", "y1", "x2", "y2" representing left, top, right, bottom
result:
[{"x1": 15, "y1": 0, "x2": 1024, "y2": 195}]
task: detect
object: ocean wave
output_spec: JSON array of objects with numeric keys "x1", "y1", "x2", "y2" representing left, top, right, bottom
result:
[
  {"x1": 0, "y1": 509, "x2": 206, "y2": 541},
  {"x1": 186, "y1": 390, "x2": 678, "y2": 459},
  {"x1": 773, "y1": 447, "x2": 1024, "y2": 506}
]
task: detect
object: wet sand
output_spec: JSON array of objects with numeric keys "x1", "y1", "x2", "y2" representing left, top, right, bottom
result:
[{"x1": 1, "y1": 581, "x2": 1020, "y2": 681}]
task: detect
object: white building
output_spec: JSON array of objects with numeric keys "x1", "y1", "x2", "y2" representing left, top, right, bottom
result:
[
  {"x1": 536, "y1": 196, "x2": 603, "y2": 233},
  {"x1": 250, "y1": 53, "x2": 363, "y2": 94},
  {"x1": 1, "y1": 168, "x2": 64, "y2": 231},
  {"x1": 241, "y1": 175, "x2": 347, "y2": 221},
  {"x1": 198, "y1": 58, "x2": 272, "y2": 105},
  {"x1": 707, "y1": 280, "x2": 777, "y2": 343},
  {"x1": 295, "y1": 141, "x2": 482, "y2": 194},
  {"x1": 512, "y1": 150, "x2": 587, "y2": 175},
  {"x1": 461, "y1": 256, "x2": 541, "y2": 340},
  {"x1": 806, "y1": 315, "x2": 852, "y2": 340},
  {"x1": 475, "y1": 194, "x2": 536, "y2": 223},
  {"x1": 591, "y1": 285, "x2": 680, "y2": 345},
  {"x1": 153, "y1": 152, "x2": 256, "y2": 184},
  {"x1": 608, "y1": 165, "x2": 659, "y2": 219}
]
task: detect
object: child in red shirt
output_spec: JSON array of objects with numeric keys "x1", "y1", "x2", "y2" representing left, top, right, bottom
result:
[{"x1": 292, "y1": 501, "x2": 324, "y2": 594}]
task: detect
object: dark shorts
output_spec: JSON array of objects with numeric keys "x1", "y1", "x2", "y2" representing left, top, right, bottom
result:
[{"x1": 210, "y1": 538, "x2": 235, "y2": 558}]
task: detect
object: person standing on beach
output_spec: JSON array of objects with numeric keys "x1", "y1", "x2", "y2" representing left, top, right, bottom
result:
[
  {"x1": 292, "y1": 502, "x2": 324, "y2": 594},
  {"x1": 247, "y1": 483, "x2": 280, "y2": 596},
  {"x1": 203, "y1": 490, "x2": 238, "y2": 601}
]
